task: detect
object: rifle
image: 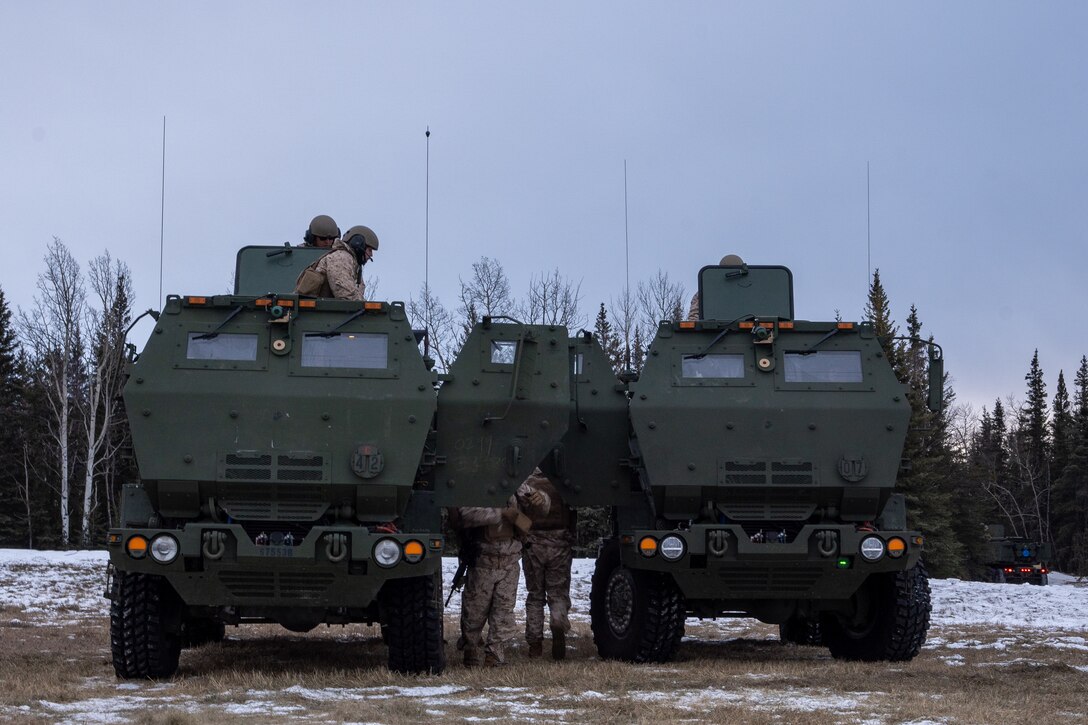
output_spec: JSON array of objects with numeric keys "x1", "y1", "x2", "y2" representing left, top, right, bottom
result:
[{"x1": 446, "y1": 557, "x2": 468, "y2": 606}]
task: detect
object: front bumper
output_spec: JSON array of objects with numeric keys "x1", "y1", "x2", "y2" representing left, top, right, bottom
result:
[
  {"x1": 107, "y1": 523, "x2": 443, "y2": 607},
  {"x1": 620, "y1": 523, "x2": 922, "y2": 600}
]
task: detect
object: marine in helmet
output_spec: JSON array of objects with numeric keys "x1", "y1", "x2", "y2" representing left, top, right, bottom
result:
[
  {"x1": 301, "y1": 214, "x2": 340, "y2": 249},
  {"x1": 687, "y1": 254, "x2": 744, "y2": 320},
  {"x1": 293, "y1": 224, "x2": 380, "y2": 301}
]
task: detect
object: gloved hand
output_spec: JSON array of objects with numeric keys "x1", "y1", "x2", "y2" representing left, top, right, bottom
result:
[
  {"x1": 501, "y1": 507, "x2": 519, "y2": 524},
  {"x1": 527, "y1": 490, "x2": 546, "y2": 508}
]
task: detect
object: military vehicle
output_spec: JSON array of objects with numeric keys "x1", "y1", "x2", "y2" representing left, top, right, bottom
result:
[
  {"x1": 561, "y1": 260, "x2": 941, "y2": 662},
  {"x1": 107, "y1": 244, "x2": 449, "y2": 677},
  {"x1": 984, "y1": 524, "x2": 1051, "y2": 585}
]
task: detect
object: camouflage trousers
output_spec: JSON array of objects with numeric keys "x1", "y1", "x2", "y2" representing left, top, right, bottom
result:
[
  {"x1": 522, "y1": 539, "x2": 573, "y2": 643},
  {"x1": 459, "y1": 555, "x2": 521, "y2": 664}
]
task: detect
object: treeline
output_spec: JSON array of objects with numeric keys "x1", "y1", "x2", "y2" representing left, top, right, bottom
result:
[
  {"x1": 0, "y1": 238, "x2": 136, "y2": 549},
  {"x1": 2, "y1": 247, "x2": 1086, "y2": 577}
]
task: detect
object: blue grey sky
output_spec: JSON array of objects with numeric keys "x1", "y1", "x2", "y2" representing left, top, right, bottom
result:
[{"x1": 2, "y1": 2, "x2": 1085, "y2": 415}]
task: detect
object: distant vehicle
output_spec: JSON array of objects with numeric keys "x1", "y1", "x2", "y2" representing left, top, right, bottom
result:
[
  {"x1": 984, "y1": 524, "x2": 1051, "y2": 585},
  {"x1": 553, "y1": 260, "x2": 941, "y2": 662}
]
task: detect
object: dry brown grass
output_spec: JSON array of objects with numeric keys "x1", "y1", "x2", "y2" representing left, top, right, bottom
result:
[{"x1": 1, "y1": 607, "x2": 1086, "y2": 724}]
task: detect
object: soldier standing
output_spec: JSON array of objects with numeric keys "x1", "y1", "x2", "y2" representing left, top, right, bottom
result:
[
  {"x1": 521, "y1": 468, "x2": 576, "y2": 659},
  {"x1": 455, "y1": 481, "x2": 547, "y2": 667}
]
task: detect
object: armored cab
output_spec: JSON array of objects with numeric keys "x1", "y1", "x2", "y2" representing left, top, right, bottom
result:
[
  {"x1": 588, "y1": 260, "x2": 937, "y2": 663},
  {"x1": 107, "y1": 245, "x2": 446, "y2": 677},
  {"x1": 984, "y1": 524, "x2": 1052, "y2": 585}
]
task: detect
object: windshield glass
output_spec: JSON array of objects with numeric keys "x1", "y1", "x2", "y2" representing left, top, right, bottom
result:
[
  {"x1": 302, "y1": 333, "x2": 387, "y2": 369},
  {"x1": 783, "y1": 351, "x2": 863, "y2": 383}
]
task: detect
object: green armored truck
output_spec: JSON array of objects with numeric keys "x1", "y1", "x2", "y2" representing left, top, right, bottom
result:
[
  {"x1": 107, "y1": 245, "x2": 447, "y2": 677},
  {"x1": 572, "y1": 260, "x2": 938, "y2": 663},
  {"x1": 984, "y1": 524, "x2": 1051, "y2": 585}
]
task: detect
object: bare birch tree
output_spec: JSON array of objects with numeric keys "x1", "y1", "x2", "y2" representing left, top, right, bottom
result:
[
  {"x1": 519, "y1": 268, "x2": 585, "y2": 329},
  {"x1": 17, "y1": 237, "x2": 85, "y2": 547},
  {"x1": 637, "y1": 270, "x2": 685, "y2": 333},
  {"x1": 609, "y1": 286, "x2": 639, "y2": 374},
  {"x1": 458, "y1": 257, "x2": 513, "y2": 341},
  {"x1": 407, "y1": 283, "x2": 457, "y2": 373},
  {"x1": 77, "y1": 253, "x2": 133, "y2": 545}
]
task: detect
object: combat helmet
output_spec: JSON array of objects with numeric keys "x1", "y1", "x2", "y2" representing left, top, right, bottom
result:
[
  {"x1": 305, "y1": 215, "x2": 340, "y2": 245},
  {"x1": 343, "y1": 225, "x2": 380, "y2": 264}
]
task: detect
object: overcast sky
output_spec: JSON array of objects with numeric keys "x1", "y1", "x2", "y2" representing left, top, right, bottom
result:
[{"x1": 2, "y1": 2, "x2": 1085, "y2": 415}]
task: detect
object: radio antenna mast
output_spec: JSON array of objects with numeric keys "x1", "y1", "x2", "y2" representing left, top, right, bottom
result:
[
  {"x1": 866, "y1": 161, "x2": 871, "y2": 289},
  {"x1": 425, "y1": 127, "x2": 431, "y2": 357},
  {"x1": 624, "y1": 160, "x2": 631, "y2": 372},
  {"x1": 159, "y1": 116, "x2": 166, "y2": 308}
]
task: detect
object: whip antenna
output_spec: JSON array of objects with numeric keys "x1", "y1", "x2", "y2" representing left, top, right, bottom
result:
[
  {"x1": 624, "y1": 160, "x2": 631, "y2": 372},
  {"x1": 159, "y1": 116, "x2": 166, "y2": 308},
  {"x1": 867, "y1": 161, "x2": 871, "y2": 289},
  {"x1": 425, "y1": 127, "x2": 431, "y2": 357}
]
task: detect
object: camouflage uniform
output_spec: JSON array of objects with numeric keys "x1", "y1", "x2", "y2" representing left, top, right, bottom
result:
[
  {"x1": 456, "y1": 480, "x2": 548, "y2": 666},
  {"x1": 294, "y1": 239, "x2": 363, "y2": 301},
  {"x1": 521, "y1": 470, "x2": 576, "y2": 659}
]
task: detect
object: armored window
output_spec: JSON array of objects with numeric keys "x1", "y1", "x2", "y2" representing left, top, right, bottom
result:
[
  {"x1": 186, "y1": 333, "x2": 258, "y2": 361},
  {"x1": 302, "y1": 332, "x2": 388, "y2": 369},
  {"x1": 783, "y1": 351, "x2": 863, "y2": 383},
  {"x1": 490, "y1": 340, "x2": 517, "y2": 365},
  {"x1": 571, "y1": 353, "x2": 584, "y2": 376},
  {"x1": 681, "y1": 353, "x2": 745, "y2": 378}
]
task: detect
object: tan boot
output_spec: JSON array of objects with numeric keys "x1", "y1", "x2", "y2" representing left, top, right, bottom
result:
[
  {"x1": 484, "y1": 652, "x2": 504, "y2": 667},
  {"x1": 551, "y1": 629, "x2": 566, "y2": 660},
  {"x1": 463, "y1": 648, "x2": 483, "y2": 668},
  {"x1": 528, "y1": 640, "x2": 543, "y2": 658}
]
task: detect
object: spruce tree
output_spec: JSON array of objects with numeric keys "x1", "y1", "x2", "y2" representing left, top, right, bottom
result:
[
  {"x1": 891, "y1": 306, "x2": 964, "y2": 576},
  {"x1": 1020, "y1": 350, "x2": 1050, "y2": 474},
  {"x1": 1053, "y1": 357, "x2": 1088, "y2": 572},
  {"x1": 594, "y1": 303, "x2": 625, "y2": 374},
  {"x1": 863, "y1": 269, "x2": 900, "y2": 370},
  {"x1": 0, "y1": 288, "x2": 26, "y2": 544},
  {"x1": 1052, "y1": 371, "x2": 1073, "y2": 482},
  {"x1": 1075, "y1": 356, "x2": 1088, "y2": 440}
]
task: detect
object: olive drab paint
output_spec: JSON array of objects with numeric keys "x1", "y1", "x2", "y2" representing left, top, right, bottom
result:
[
  {"x1": 108, "y1": 249, "x2": 938, "y2": 678},
  {"x1": 583, "y1": 262, "x2": 936, "y2": 664},
  {"x1": 108, "y1": 246, "x2": 447, "y2": 678}
]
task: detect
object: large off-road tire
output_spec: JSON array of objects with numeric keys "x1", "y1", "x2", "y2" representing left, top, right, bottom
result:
[
  {"x1": 110, "y1": 571, "x2": 183, "y2": 679},
  {"x1": 779, "y1": 613, "x2": 823, "y2": 646},
  {"x1": 822, "y1": 562, "x2": 931, "y2": 662},
  {"x1": 590, "y1": 539, "x2": 685, "y2": 663},
  {"x1": 378, "y1": 573, "x2": 446, "y2": 675},
  {"x1": 181, "y1": 617, "x2": 226, "y2": 649}
]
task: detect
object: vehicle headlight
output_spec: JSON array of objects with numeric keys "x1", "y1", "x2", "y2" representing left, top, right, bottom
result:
[
  {"x1": 149, "y1": 534, "x2": 179, "y2": 564},
  {"x1": 374, "y1": 538, "x2": 402, "y2": 567},
  {"x1": 859, "y1": 536, "x2": 886, "y2": 562},
  {"x1": 660, "y1": 535, "x2": 686, "y2": 561}
]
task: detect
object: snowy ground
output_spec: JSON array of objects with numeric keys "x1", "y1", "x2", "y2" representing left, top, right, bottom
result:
[
  {"x1": 2, "y1": 549, "x2": 1086, "y2": 634},
  {"x1": 1, "y1": 550, "x2": 1087, "y2": 724}
]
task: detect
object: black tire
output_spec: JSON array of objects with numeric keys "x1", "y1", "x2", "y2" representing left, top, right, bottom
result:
[
  {"x1": 822, "y1": 562, "x2": 931, "y2": 662},
  {"x1": 590, "y1": 539, "x2": 685, "y2": 663},
  {"x1": 181, "y1": 617, "x2": 226, "y2": 649},
  {"x1": 378, "y1": 573, "x2": 446, "y2": 675},
  {"x1": 779, "y1": 614, "x2": 823, "y2": 646},
  {"x1": 110, "y1": 571, "x2": 183, "y2": 679}
]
